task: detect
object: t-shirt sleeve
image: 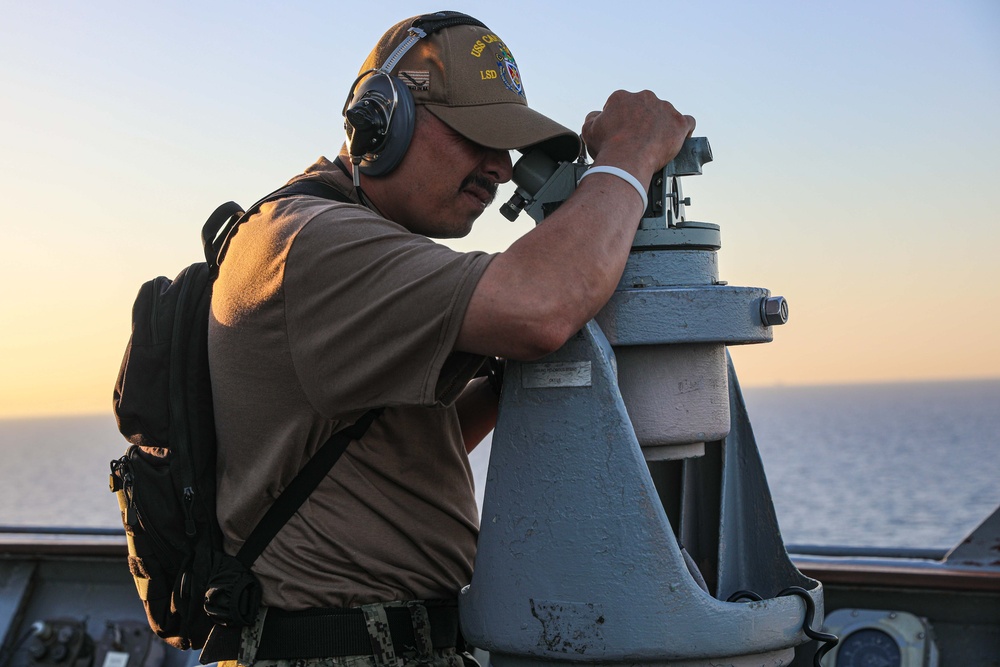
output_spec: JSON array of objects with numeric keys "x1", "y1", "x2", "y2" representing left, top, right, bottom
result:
[{"x1": 283, "y1": 203, "x2": 494, "y2": 416}]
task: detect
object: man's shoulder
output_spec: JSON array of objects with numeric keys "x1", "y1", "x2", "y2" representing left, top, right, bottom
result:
[{"x1": 258, "y1": 156, "x2": 376, "y2": 237}]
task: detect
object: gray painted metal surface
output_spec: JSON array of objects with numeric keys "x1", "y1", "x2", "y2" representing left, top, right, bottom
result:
[
  {"x1": 0, "y1": 561, "x2": 34, "y2": 647},
  {"x1": 0, "y1": 553, "x2": 196, "y2": 667},
  {"x1": 596, "y1": 285, "x2": 775, "y2": 345},
  {"x1": 944, "y1": 505, "x2": 1000, "y2": 567},
  {"x1": 459, "y1": 327, "x2": 822, "y2": 665}
]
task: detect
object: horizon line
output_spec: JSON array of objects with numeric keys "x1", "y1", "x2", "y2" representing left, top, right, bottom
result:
[{"x1": 2, "y1": 375, "x2": 999, "y2": 422}]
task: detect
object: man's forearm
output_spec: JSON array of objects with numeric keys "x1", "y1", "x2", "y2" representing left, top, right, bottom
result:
[
  {"x1": 456, "y1": 376, "x2": 499, "y2": 453},
  {"x1": 455, "y1": 90, "x2": 696, "y2": 362}
]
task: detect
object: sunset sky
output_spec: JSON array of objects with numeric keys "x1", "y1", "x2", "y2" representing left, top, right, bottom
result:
[{"x1": 1, "y1": 0, "x2": 998, "y2": 418}]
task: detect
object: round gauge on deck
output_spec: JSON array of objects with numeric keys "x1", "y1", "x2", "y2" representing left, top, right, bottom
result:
[{"x1": 836, "y1": 628, "x2": 902, "y2": 667}]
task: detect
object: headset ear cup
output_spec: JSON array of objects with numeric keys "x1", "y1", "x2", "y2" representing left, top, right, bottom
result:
[
  {"x1": 361, "y1": 77, "x2": 414, "y2": 176},
  {"x1": 344, "y1": 74, "x2": 415, "y2": 177}
]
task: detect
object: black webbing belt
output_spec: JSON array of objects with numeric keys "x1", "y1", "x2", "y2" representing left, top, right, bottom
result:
[{"x1": 200, "y1": 604, "x2": 460, "y2": 662}]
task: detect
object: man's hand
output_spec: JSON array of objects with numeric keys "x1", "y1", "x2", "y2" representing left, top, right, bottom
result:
[{"x1": 582, "y1": 90, "x2": 696, "y2": 185}]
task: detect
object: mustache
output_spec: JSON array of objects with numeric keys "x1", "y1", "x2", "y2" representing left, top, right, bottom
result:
[{"x1": 460, "y1": 173, "x2": 498, "y2": 206}]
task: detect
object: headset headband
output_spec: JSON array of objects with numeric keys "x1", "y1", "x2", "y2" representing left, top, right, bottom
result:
[{"x1": 344, "y1": 12, "x2": 487, "y2": 113}]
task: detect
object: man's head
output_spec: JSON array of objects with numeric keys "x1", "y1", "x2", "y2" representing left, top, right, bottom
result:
[{"x1": 344, "y1": 11, "x2": 580, "y2": 177}]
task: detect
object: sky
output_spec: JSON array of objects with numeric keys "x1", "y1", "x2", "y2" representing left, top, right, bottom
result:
[{"x1": 1, "y1": 0, "x2": 998, "y2": 418}]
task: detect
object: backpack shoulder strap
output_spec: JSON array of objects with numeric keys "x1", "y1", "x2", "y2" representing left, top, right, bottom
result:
[
  {"x1": 235, "y1": 407, "x2": 383, "y2": 567},
  {"x1": 201, "y1": 180, "x2": 354, "y2": 274},
  {"x1": 201, "y1": 202, "x2": 244, "y2": 268}
]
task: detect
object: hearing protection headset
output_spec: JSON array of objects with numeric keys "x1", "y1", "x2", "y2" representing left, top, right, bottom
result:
[{"x1": 342, "y1": 11, "x2": 487, "y2": 183}]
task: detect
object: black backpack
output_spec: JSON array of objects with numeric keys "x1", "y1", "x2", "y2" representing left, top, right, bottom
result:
[{"x1": 109, "y1": 181, "x2": 378, "y2": 650}]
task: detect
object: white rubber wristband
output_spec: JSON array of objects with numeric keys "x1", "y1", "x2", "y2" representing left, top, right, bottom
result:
[{"x1": 578, "y1": 165, "x2": 648, "y2": 212}]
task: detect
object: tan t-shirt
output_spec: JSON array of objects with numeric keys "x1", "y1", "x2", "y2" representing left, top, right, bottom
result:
[{"x1": 208, "y1": 157, "x2": 493, "y2": 609}]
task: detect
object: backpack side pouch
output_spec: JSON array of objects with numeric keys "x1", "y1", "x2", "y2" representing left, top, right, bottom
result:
[{"x1": 111, "y1": 445, "x2": 196, "y2": 647}]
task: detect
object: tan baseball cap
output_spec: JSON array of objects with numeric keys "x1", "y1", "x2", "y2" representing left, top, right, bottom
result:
[{"x1": 357, "y1": 12, "x2": 582, "y2": 162}]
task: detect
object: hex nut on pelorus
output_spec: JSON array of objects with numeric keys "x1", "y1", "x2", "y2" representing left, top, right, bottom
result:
[{"x1": 760, "y1": 296, "x2": 789, "y2": 326}]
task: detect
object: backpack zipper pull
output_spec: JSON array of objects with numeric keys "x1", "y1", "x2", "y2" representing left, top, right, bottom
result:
[
  {"x1": 109, "y1": 457, "x2": 124, "y2": 492},
  {"x1": 182, "y1": 486, "x2": 197, "y2": 537},
  {"x1": 124, "y1": 472, "x2": 138, "y2": 529}
]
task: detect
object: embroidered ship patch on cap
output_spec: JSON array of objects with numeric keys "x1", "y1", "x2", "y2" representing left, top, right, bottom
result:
[{"x1": 495, "y1": 44, "x2": 523, "y2": 96}]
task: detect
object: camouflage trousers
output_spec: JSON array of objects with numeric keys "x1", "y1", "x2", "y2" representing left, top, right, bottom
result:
[{"x1": 218, "y1": 601, "x2": 473, "y2": 667}]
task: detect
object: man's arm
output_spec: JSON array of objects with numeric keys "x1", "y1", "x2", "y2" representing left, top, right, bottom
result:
[
  {"x1": 455, "y1": 90, "x2": 696, "y2": 361},
  {"x1": 455, "y1": 376, "x2": 498, "y2": 452}
]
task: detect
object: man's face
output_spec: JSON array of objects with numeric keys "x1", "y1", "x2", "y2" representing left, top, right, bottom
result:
[{"x1": 364, "y1": 109, "x2": 513, "y2": 238}]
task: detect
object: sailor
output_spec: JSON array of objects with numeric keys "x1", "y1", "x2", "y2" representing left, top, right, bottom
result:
[{"x1": 205, "y1": 10, "x2": 695, "y2": 667}]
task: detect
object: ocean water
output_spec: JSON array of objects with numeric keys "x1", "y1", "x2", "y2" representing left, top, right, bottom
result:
[
  {"x1": 1, "y1": 379, "x2": 998, "y2": 550},
  {"x1": 742, "y1": 379, "x2": 1000, "y2": 549}
]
